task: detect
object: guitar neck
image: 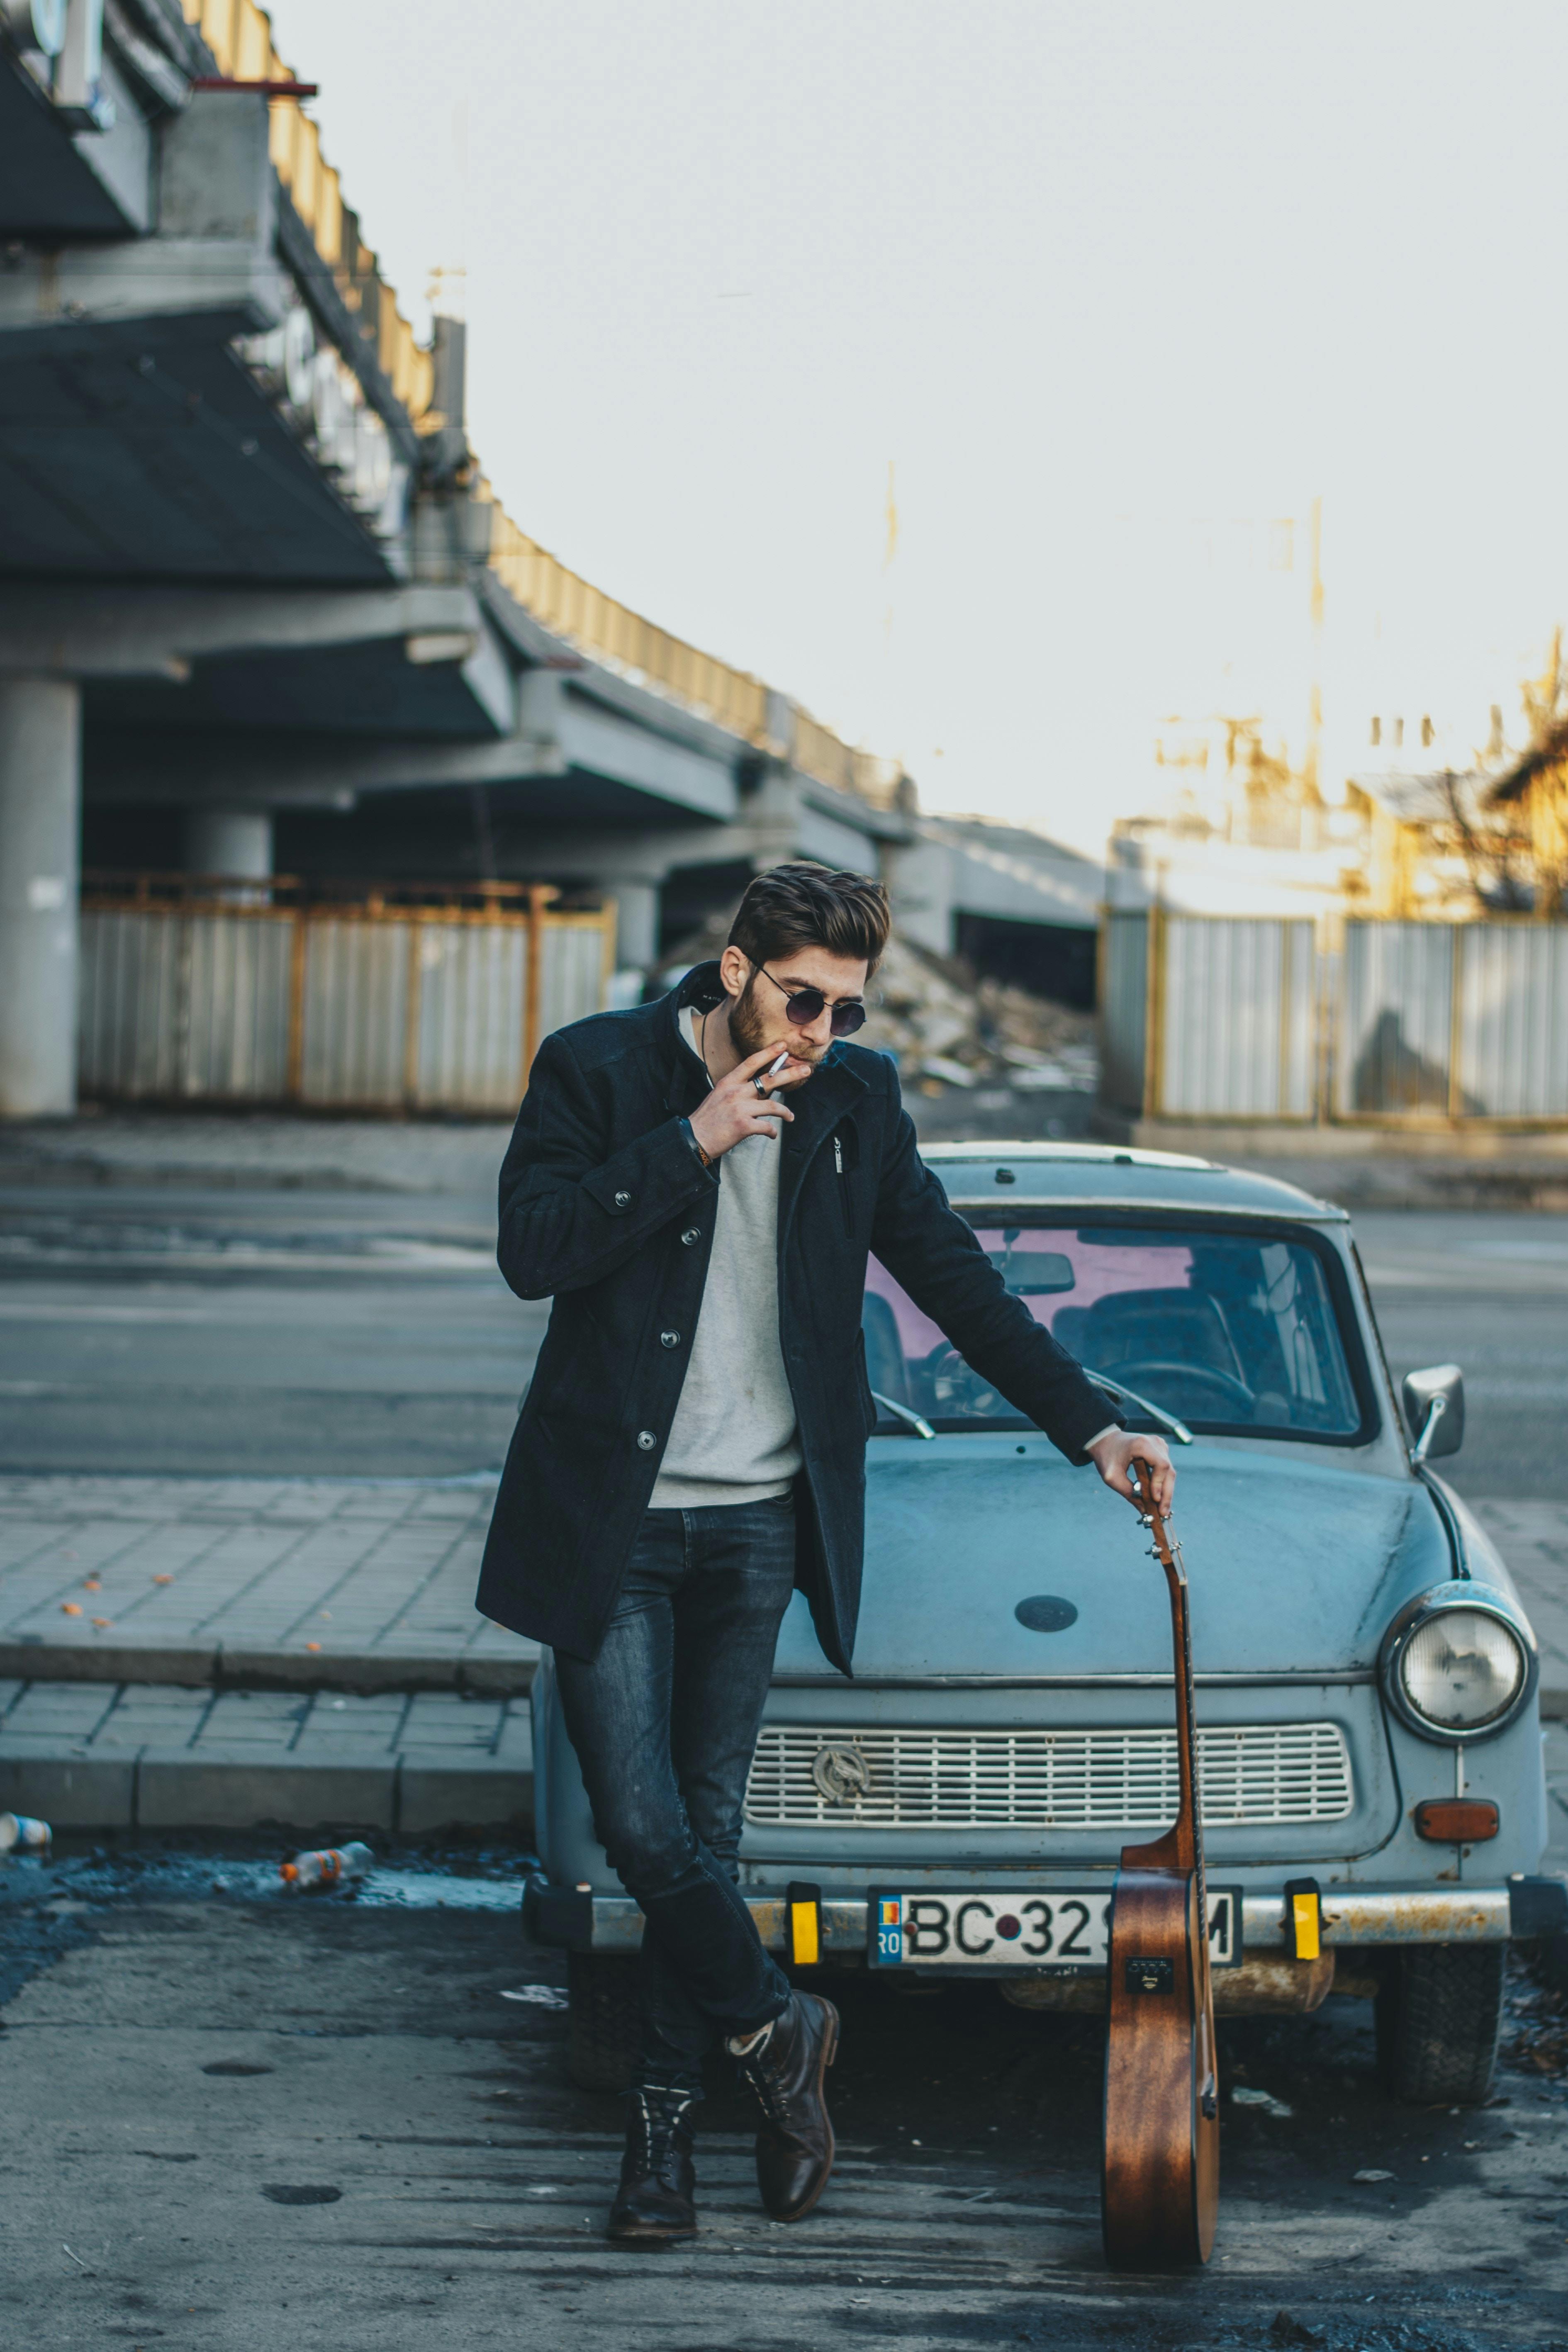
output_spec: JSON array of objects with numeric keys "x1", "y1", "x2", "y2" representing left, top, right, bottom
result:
[
  {"x1": 1163, "y1": 1552, "x2": 1203, "y2": 1885},
  {"x1": 1119, "y1": 1480, "x2": 1206, "y2": 1885}
]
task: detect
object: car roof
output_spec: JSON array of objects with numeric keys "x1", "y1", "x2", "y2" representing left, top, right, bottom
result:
[{"x1": 917, "y1": 1140, "x2": 1347, "y2": 1223}]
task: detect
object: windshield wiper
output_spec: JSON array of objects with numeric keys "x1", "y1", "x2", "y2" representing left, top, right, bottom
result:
[
  {"x1": 872, "y1": 1376, "x2": 1188, "y2": 1448},
  {"x1": 871, "y1": 1390, "x2": 937, "y2": 1440},
  {"x1": 1081, "y1": 1369, "x2": 1194, "y2": 1446}
]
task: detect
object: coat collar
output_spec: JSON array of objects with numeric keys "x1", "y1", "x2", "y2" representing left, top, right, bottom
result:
[
  {"x1": 660, "y1": 962, "x2": 724, "y2": 1113},
  {"x1": 659, "y1": 959, "x2": 869, "y2": 1218}
]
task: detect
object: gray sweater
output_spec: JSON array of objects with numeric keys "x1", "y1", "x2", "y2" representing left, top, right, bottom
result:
[{"x1": 650, "y1": 1013, "x2": 803, "y2": 1508}]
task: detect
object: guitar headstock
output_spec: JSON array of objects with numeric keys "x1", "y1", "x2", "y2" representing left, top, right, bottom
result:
[{"x1": 1132, "y1": 1456, "x2": 1181, "y2": 1570}]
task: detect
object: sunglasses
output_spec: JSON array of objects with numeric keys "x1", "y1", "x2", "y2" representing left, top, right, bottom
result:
[{"x1": 750, "y1": 959, "x2": 867, "y2": 1037}]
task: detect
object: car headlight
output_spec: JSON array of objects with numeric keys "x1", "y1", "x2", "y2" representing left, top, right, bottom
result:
[{"x1": 1381, "y1": 1586, "x2": 1535, "y2": 1741}]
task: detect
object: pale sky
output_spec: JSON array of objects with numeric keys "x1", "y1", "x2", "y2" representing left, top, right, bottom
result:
[{"x1": 265, "y1": 2, "x2": 1568, "y2": 854}]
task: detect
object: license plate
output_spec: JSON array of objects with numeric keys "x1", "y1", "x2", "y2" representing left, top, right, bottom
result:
[{"x1": 869, "y1": 1887, "x2": 1242, "y2": 1972}]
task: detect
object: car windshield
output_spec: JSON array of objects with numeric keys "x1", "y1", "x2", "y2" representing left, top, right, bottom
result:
[{"x1": 864, "y1": 1222, "x2": 1363, "y2": 1439}]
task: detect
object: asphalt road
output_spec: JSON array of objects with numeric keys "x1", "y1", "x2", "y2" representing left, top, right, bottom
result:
[
  {"x1": 1350, "y1": 1211, "x2": 1568, "y2": 1502},
  {"x1": 3, "y1": 1836, "x2": 1568, "y2": 2352},
  {"x1": 0, "y1": 1185, "x2": 543, "y2": 1479},
  {"x1": 1, "y1": 1188, "x2": 1563, "y2": 1495}
]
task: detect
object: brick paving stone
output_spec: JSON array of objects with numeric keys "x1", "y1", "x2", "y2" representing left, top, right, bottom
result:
[
  {"x1": 296, "y1": 1702, "x2": 409, "y2": 1751},
  {"x1": 201, "y1": 1692, "x2": 311, "y2": 1747},
  {"x1": 400, "y1": 1693, "x2": 506, "y2": 1751},
  {"x1": 410, "y1": 1490, "x2": 490, "y2": 1519},
  {"x1": 5, "y1": 1685, "x2": 118, "y2": 1738},
  {"x1": 95, "y1": 1690, "x2": 213, "y2": 1749}
]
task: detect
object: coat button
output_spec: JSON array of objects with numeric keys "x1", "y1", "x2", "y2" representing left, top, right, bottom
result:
[
  {"x1": 614, "y1": 1190, "x2": 632, "y2": 1209},
  {"x1": 660, "y1": 1329, "x2": 680, "y2": 1349},
  {"x1": 680, "y1": 1227, "x2": 701, "y2": 1246},
  {"x1": 636, "y1": 1429, "x2": 657, "y2": 1451}
]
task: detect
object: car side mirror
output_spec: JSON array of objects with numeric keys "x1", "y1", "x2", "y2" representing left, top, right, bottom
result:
[{"x1": 1402, "y1": 1364, "x2": 1464, "y2": 1463}]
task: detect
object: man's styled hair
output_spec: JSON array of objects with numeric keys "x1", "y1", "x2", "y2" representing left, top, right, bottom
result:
[{"x1": 728, "y1": 862, "x2": 891, "y2": 979}]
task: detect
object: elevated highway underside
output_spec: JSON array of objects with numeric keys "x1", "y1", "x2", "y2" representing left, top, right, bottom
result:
[{"x1": 0, "y1": 312, "x2": 392, "y2": 582}]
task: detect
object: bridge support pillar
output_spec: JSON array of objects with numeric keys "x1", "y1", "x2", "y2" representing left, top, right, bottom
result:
[
  {"x1": 0, "y1": 678, "x2": 81, "y2": 1120},
  {"x1": 183, "y1": 806, "x2": 274, "y2": 881},
  {"x1": 605, "y1": 877, "x2": 660, "y2": 971}
]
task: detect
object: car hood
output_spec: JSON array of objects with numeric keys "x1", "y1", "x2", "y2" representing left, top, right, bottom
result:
[{"x1": 775, "y1": 1438, "x2": 1460, "y2": 1680}]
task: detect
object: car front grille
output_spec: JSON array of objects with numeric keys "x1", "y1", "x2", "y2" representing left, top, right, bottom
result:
[{"x1": 744, "y1": 1722, "x2": 1354, "y2": 1832}]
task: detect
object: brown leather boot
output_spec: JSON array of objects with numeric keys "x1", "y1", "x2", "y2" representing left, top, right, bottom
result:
[
  {"x1": 732, "y1": 1990, "x2": 840, "y2": 2222},
  {"x1": 606, "y1": 2088, "x2": 699, "y2": 2248}
]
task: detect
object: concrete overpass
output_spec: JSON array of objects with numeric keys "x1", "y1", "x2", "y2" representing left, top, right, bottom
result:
[
  {"x1": 889, "y1": 816, "x2": 1103, "y2": 1006},
  {"x1": 0, "y1": 0, "x2": 1098, "y2": 1116}
]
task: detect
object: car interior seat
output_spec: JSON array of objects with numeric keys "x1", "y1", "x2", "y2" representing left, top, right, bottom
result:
[
  {"x1": 1051, "y1": 1305, "x2": 1091, "y2": 1359},
  {"x1": 1066, "y1": 1288, "x2": 1243, "y2": 1378}
]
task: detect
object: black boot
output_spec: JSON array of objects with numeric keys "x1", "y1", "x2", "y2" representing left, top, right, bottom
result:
[
  {"x1": 732, "y1": 1990, "x2": 839, "y2": 2222},
  {"x1": 606, "y1": 2087, "x2": 699, "y2": 2248}
]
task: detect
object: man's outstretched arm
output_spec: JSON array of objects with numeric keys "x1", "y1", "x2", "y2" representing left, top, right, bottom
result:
[{"x1": 867, "y1": 1080, "x2": 1174, "y2": 1515}]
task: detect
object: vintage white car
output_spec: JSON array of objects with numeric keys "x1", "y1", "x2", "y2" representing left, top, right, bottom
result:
[{"x1": 526, "y1": 1142, "x2": 1562, "y2": 2102}]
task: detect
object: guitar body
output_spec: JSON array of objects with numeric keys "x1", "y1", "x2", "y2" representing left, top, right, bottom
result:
[
  {"x1": 1100, "y1": 1470, "x2": 1220, "y2": 2270},
  {"x1": 1103, "y1": 1867, "x2": 1219, "y2": 2267}
]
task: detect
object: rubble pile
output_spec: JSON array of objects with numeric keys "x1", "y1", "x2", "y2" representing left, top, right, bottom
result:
[
  {"x1": 860, "y1": 934, "x2": 1098, "y2": 1094},
  {"x1": 658, "y1": 920, "x2": 1098, "y2": 1095}
]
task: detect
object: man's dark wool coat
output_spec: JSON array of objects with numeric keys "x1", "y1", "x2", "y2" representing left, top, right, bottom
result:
[{"x1": 476, "y1": 962, "x2": 1117, "y2": 1675}]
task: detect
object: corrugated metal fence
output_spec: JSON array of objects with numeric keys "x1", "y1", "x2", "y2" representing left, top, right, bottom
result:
[
  {"x1": 1103, "y1": 910, "x2": 1568, "y2": 1126},
  {"x1": 78, "y1": 878, "x2": 613, "y2": 1114},
  {"x1": 1157, "y1": 914, "x2": 1316, "y2": 1118}
]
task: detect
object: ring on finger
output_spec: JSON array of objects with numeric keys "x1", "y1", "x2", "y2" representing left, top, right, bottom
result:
[{"x1": 752, "y1": 1075, "x2": 769, "y2": 1098}]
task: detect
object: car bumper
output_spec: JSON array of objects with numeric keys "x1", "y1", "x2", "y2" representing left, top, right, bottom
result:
[{"x1": 525, "y1": 1874, "x2": 1568, "y2": 1956}]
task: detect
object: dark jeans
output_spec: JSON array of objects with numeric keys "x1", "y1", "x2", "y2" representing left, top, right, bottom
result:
[{"x1": 554, "y1": 1495, "x2": 797, "y2": 2097}]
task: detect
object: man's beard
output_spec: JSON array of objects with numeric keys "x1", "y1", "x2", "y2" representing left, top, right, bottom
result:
[{"x1": 728, "y1": 976, "x2": 825, "y2": 1066}]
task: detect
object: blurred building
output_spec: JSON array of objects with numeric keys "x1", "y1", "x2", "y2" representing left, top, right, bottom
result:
[
  {"x1": 1099, "y1": 679, "x2": 1568, "y2": 1146},
  {"x1": 1112, "y1": 695, "x2": 1568, "y2": 926}
]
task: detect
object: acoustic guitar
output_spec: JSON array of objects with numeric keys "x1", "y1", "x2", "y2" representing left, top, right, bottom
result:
[{"x1": 1101, "y1": 1459, "x2": 1220, "y2": 2269}]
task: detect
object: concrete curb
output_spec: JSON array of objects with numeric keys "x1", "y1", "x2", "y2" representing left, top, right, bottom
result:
[
  {"x1": 0, "y1": 1641, "x2": 537, "y2": 1697},
  {"x1": 0, "y1": 1743, "x2": 532, "y2": 1836}
]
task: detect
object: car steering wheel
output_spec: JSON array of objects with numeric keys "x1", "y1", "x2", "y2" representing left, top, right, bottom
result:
[{"x1": 1107, "y1": 1360, "x2": 1257, "y2": 1418}]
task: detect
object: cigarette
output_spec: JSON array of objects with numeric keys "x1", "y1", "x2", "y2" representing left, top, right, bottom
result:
[{"x1": 766, "y1": 1051, "x2": 790, "y2": 1078}]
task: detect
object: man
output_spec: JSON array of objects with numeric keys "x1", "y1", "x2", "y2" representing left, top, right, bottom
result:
[{"x1": 478, "y1": 862, "x2": 1173, "y2": 2248}]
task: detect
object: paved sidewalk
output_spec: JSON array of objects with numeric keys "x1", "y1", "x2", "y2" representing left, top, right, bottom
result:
[
  {"x1": 1467, "y1": 1499, "x2": 1568, "y2": 1711},
  {"x1": 0, "y1": 1475, "x2": 538, "y2": 1832},
  {"x1": 0, "y1": 1473, "x2": 533, "y2": 1695}
]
